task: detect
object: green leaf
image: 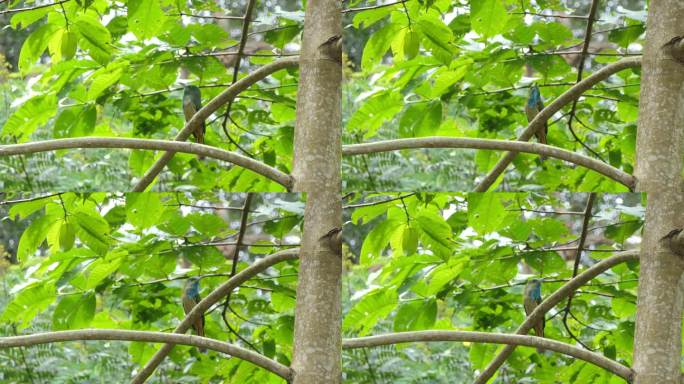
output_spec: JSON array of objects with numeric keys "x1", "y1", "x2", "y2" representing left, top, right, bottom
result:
[
  {"x1": 470, "y1": 0, "x2": 509, "y2": 38},
  {"x1": 617, "y1": 101, "x2": 639, "y2": 122},
  {"x1": 17, "y1": 214, "x2": 53, "y2": 262},
  {"x1": 468, "y1": 194, "x2": 507, "y2": 234},
  {"x1": 604, "y1": 216, "x2": 642, "y2": 243},
  {"x1": 360, "y1": 219, "x2": 403, "y2": 262},
  {"x1": 343, "y1": 289, "x2": 398, "y2": 335},
  {"x1": 271, "y1": 292, "x2": 296, "y2": 312},
  {"x1": 53, "y1": 105, "x2": 97, "y2": 138},
  {"x1": 611, "y1": 297, "x2": 636, "y2": 319},
  {"x1": 529, "y1": 218, "x2": 569, "y2": 241},
  {"x1": 523, "y1": 251, "x2": 565, "y2": 274},
  {"x1": 74, "y1": 15, "x2": 113, "y2": 64},
  {"x1": 416, "y1": 16, "x2": 454, "y2": 64},
  {"x1": 187, "y1": 212, "x2": 226, "y2": 237},
  {"x1": 393, "y1": 299, "x2": 437, "y2": 331},
  {"x1": 10, "y1": 6, "x2": 52, "y2": 29},
  {"x1": 608, "y1": 22, "x2": 645, "y2": 48},
  {"x1": 1, "y1": 282, "x2": 56, "y2": 329},
  {"x1": 2, "y1": 94, "x2": 58, "y2": 140},
  {"x1": 127, "y1": 0, "x2": 166, "y2": 40},
  {"x1": 18, "y1": 23, "x2": 60, "y2": 73},
  {"x1": 399, "y1": 101, "x2": 443, "y2": 137},
  {"x1": 347, "y1": 91, "x2": 403, "y2": 138},
  {"x1": 188, "y1": 23, "x2": 229, "y2": 46},
  {"x1": 430, "y1": 66, "x2": 468, "y2": 98},
  {"x1": 425, "y1": 257, "x2": 467, "y2": 295},
  {"x1": 401, "y1": 225, "x2": 420, "y2": 256},
  {"x1": 53, "y1": 293, "x2": 96, "y2": 330},
  {"x1": 73, "y1": 210, "x2": 111, "y2": 255},
  {"x1": 158, "y1": 210, "x2": 191, "y2": 236},
  {"x1": 415, "y1": 211, "x2": 453, "y2": 259},
  {"x1": 361, "y1": 22, "x2": 400, "y2": 70},
  {"x1": 126, "y1": 193, "x2": 163, "y2": 230},
  {"x1": 8, "y1": 196, "x2": 53, "y2": 220},
  {"x1": 87, "y1": 63, "x2": 124, "y2": 100},
  {"x1": 84, "y1": 252, "x2": 124, "y2": 289}
]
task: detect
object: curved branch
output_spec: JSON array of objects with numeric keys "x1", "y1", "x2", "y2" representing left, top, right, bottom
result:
[
  {"x1": 130, "y1": 248, "x2": 299, "y2": 384},
  {"x1": 343, "y1": 137, "x2": 635, "y2": 189},
  {"x1": 132, "y1": 57, "x2": 299, "y2": 192},
  {"x1": 0, "y1": 138, "x2": 293, "y2": 189},
  {"x1": 474, "y1": 250, "x2": 639, "y2": 384},
  {"x1": 475, "y1": 56, "x2": 642, "y2": 191},
  {"x1": 0, "y1": 329, "x2": 291, "y2": 380},
  {"x1": 343, "y1": 330, "x2": 632, "y2": 380}
]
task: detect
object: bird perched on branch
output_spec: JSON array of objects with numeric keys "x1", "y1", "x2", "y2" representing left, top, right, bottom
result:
[
  {"x1": 182, "y1": 277, "x2": 206, "y2": 352},
  {"x1": 182, "y1": 85, "x2": 206, "y2": 159},
  {"x1": 525, "y1": 84, "x2": 548, "y2": 161},
  {"x1": 523, "y1": 278, "x2": 545, "y2": 353}
]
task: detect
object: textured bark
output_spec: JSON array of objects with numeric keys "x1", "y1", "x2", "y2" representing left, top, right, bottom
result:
[
  {"x1": 632, "y1": 2, "x2": 684, "y2": 383},
  {"x1": 289, "y1": 0, "x2": 343, "y2": 382}
]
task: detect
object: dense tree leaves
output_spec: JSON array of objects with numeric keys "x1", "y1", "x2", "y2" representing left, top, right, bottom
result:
[
  {"x1": 0, "y1": 192, "x2": 303, "y2": 383},
  {"x1": 1, "y1": 1, "x2": 303, "y2": 193},
  {"x1": 343, "y1": 0, "x2": 645, "y2": 191},
  {"x1": 343, "y1": 192, "x2": 642, "y2": 382}
]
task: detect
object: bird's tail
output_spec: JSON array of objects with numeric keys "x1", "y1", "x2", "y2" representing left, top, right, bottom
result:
[{"x1": 534, "y1": 323, "x2": 544, "y2": 353}]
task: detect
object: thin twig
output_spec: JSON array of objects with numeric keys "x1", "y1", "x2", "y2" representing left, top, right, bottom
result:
[
  {"x1": 172, "y1": 12, "x2": 255, "y2": 20},
  {"x1": 565, "y1": 0, "x2": 604, "y2": 162},
  {"x1": 342, "y1": 0, "x2": 408, "y2": 13},
  {"x1": 221, "y1": 0, "x2": 257, "y2": 156},
  {"x1": 0, "y1": 193, "x2": 62, "y2": 206},
  {"x1": 0, "y1": 0, "x2": 69, "y2": 15},
  {"x1": 222, "y1": 194, "x2": 255, "y2": 350},
  {"x1": 511, "y1": 11, "x2": 598, "y2": 20},
  {"x1": 343, "y1": 193, "x2": 416, "y2": 209}
]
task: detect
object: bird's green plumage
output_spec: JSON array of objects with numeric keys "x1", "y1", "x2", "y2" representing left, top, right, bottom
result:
[
  {"x1": 182, "y1": 85, "x2": 206, "y2": 147},
  {"x1": 525, "y1": 84, "x2": 549, "y2": 160},
  {"x1": 182, "y1": 277, "x2": 206, "y2": 352},
  {"x1": 523, "y1": 278, "x2": 545, "y2": 352}
]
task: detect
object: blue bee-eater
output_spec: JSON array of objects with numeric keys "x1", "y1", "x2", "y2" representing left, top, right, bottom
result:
[
  {"x1": 523, "y1": 278, "x2": 545, "y2": 352},
  {"x1": 182, "y1": 85, "x2": 206, "y2": 159},
  {"x1": 182, "y1": 277, "x2": 206, "y2": 352},
  {"x1": 525, "y1": 84, "x2": 548, "y2": 161}
]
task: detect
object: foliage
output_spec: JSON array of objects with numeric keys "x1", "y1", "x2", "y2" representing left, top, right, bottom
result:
[
  {"x1": 0, "y1": 192, "x2": 303, "y2": 383},
  {"x1": 1, "y1": 1, "x2": 303, "y2": 193},
  {"x1": 342, "y1": 192, "x2": 643, "y2": 383},
  {"x1": 342, "y1": 0, "x2": 646, "y2": 191}
]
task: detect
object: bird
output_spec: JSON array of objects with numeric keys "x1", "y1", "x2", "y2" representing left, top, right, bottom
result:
[
  {"x1": 523, "y1": 278, "x2": 545, "y2": 353},
  {"x1": 182, "y1": 85, "x2": 206, "y2": 159},
  {"x1": 525, "y1": 84, "x2": 548, "y2": 161},
  {"x1": 182, "y1": 277, "x2": 206, "y2": 352}
]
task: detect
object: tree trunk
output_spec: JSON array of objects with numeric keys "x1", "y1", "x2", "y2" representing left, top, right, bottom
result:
[
  {"x1": 632, "y1": 2, "x2": 684, "y2": 383},
  {"x1": 290, "y1": 0, "x2": 343, "y2": 382}
]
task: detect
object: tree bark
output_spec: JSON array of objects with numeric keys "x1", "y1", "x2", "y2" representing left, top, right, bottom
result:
[
  {"x1": 290, "y1": 0, "x2": 343, "y2": 383},
  {"x1": 632, "y1": 2, "x2": 684, "y2": 383}
]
